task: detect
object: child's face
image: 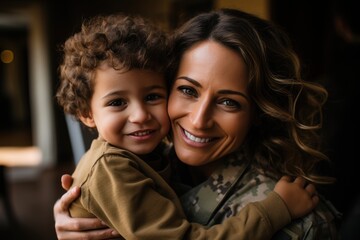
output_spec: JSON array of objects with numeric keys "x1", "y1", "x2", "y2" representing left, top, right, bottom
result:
[{"x1": 82, "y1": 63, "x2": 169, "y2": 155}]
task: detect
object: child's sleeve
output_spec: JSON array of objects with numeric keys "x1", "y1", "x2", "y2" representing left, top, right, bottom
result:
[{"x1": 86, "y1": 154, "x2": 290, "y2": 239}]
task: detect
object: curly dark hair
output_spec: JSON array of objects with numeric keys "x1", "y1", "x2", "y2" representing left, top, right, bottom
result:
[
  {"x1": 167, "y1": 8, "x2": 332, "y2": 183},
  {"x1": 56, "y1": 13, "x2": 169, "y2": 119}
]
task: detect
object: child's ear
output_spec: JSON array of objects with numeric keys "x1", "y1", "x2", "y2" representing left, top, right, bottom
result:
[{"x1": 79, "y1": 114, "x2": 96, "y2": 128}]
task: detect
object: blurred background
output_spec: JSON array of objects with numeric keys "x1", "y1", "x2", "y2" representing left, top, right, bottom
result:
[{"x1": 0, "y1": 0, "x2": 357, "y2": 239}]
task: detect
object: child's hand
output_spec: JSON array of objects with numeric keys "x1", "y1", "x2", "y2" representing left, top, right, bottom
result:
[{"x1": 274, "y1": 176, "x2": 319, "y2": 219}]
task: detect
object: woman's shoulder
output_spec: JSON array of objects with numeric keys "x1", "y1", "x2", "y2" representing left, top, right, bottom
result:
[
  {"x1": 229, "y1": 166, "x2": 277, "y2": 202},
  {"x1": 223, "y1": 167, "x2": 342, "y2": 239}
]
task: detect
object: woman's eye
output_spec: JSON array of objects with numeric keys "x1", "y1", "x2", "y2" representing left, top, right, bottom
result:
[
  {"x1": 220, "y1": 99, "x2": 241, "y2": 109},
  {"x1": 178, "y1": 86, "x2": 197, "y2": 97},
  {"x1": 108, "y1": 99, "x2": 126, "y2": 107}
]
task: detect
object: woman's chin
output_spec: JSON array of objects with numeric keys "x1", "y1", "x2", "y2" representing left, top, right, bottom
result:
[{"x1": 175, "y1": 152, "x2": 206, "y2": 166}]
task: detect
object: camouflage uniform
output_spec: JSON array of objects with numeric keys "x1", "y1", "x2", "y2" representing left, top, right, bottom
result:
[{"x1": 170, "y1": 149, "x2": 342, "y2": 240}]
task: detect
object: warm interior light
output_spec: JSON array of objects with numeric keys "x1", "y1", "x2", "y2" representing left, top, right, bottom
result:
[
  {"x1": 1, "y1": 50, "x2": 14, "y2": 64},
  {"x1": 0, "y1": 146, "x2": 42, "y2": 167}
]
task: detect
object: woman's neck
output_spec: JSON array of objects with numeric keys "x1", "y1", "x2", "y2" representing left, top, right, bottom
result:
[{"x1": 188, "y1": 160, "x2": 223, "y2": 184}]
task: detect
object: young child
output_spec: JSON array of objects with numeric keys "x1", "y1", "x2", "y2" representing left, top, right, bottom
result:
[{"x1": 56, "y1": 13, "x2": 319, "y2": 239}]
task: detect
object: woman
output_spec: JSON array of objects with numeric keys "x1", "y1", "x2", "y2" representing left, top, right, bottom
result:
[{"x1": 54, "y1": 8, "x2": 340, "y2": 239}]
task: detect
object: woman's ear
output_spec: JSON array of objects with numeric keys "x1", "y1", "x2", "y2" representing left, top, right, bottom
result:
[{"x1": 79, "y1": 114, "x2": 96, "y2": 128}]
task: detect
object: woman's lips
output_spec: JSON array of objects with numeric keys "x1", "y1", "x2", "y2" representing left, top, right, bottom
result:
[
  {"x1": 183, "y1": 129, "x2": 212, "y2": 143},
  {"x1": 179, "y1": 126, "x2": 217, "y2": 147}
]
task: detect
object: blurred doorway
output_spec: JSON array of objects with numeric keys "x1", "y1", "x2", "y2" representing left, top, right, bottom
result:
[
  {"x1": 0, "y1": 25, "x2": 32, "y2": 147},
  {"x1": 0, "y1": 5, "x2": 56, "y2": 178}
]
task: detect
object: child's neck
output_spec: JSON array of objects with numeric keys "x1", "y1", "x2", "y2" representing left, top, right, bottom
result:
[{"x1": 139, "y1": 151, "x2": 164, "y2": 171}]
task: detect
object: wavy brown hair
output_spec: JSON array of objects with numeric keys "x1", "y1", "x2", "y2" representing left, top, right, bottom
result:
[
  {"x1": 167, "y1": 8, "x2": 332, "y2": 183},
  {"x1": 56, "y1": 14, "x2": 169, "y2": 120}
]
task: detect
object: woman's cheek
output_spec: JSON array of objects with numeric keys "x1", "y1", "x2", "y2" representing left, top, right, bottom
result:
[{"x1": 167, "y1": 94, "x2": 183, "y2": 120}]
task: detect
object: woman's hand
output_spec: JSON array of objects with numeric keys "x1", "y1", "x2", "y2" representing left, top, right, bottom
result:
[
  {"x1": 53, "y1": 175, "x2": 120, "y2": 240},
  {"x1": 61, "y1": 174, "x2": 73, "y2": 191}
]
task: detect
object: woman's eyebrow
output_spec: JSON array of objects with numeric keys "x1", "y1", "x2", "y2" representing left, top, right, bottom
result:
[
  {"x1": 218, "y1": 89, "x2": 249, "y2": 101},
  {"x1": 176, "y1": 76, "x2": 249, "y2": 100},
  {"x1": 176, "y1": 76, "x2": 201, "y2": 87}
]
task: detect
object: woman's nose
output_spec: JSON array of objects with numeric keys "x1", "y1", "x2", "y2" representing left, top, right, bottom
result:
[
  {"x1": 128, "y1": 104, "x2": 151, "y2": 123},
  {"x1": 189, "y1": 97, "x2": 213, "y2": 129}
]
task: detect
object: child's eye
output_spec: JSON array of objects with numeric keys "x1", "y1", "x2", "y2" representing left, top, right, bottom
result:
[
  {"x1": 145, "y1": 93, "x2": 162, "y2": 102},
  {"x1": 178, "y1": 86, "x2": 197, "y2": 97},
  {"x1": 108, "y1": 99, "x2": 126, "y2": 107}
]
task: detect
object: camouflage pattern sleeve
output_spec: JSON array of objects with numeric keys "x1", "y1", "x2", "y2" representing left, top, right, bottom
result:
[{"x1": 179, "y1": 151, "x2": 342, "y2": 239}]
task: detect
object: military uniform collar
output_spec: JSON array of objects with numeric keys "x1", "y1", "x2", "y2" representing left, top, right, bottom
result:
[{"x1": 179, "y1": 151, "x2": 250, "y2": 225}]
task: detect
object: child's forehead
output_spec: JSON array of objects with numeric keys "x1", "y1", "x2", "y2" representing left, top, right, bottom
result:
[
  {"x1": 96, "y1": 62, "x2": 164, "y2": 77},
  {"x1": 91, "y1": 67, "x2": 167, "y2": 100},
  {"x1": 94, "y1": 65, "x2": 165, "y2": 84},
  {"x1": 97, "y1": 58, "x2": 165, "y2": 73}
]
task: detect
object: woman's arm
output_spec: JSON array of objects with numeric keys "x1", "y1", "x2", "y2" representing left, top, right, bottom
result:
[{"x1": 53, "y1": 175, "x2": 120, "y2": 240}]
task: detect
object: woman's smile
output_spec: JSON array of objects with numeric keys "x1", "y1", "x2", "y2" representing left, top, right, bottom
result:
[
  {"x1": 168, "y1": 40, "x2": 252, "y2": 167},
  {"x1": 181, "y1": 126, "x2": 215, "y2": 145}
]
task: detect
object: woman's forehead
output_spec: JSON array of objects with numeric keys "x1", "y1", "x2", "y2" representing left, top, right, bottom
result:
[{"x1": 177, "y1": 40, "x2": 249, "y2": 89}]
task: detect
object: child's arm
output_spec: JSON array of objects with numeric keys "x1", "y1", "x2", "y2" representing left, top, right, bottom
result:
[
  {"x1": 56, "y1": 167, "x2": 317, "y2": 240},
  {"x1": 199, "y1": 176, "x2": 320, "y2": 239}
]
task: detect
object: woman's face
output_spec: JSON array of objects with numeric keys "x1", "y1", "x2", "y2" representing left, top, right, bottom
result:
[{"x1": 168, "y1": 40, "x2": 253, "y2": 167}]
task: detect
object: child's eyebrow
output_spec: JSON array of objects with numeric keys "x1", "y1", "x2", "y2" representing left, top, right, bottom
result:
[
  {"x1": 101, "y1": 91, "x2": 126, "y2": 99},
  {"x1": 145, "y1": 84, "x2": 167, "y2": 90},
  {"x1": 101, "y1": 84, "x2": 167, "y2": 99}
]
